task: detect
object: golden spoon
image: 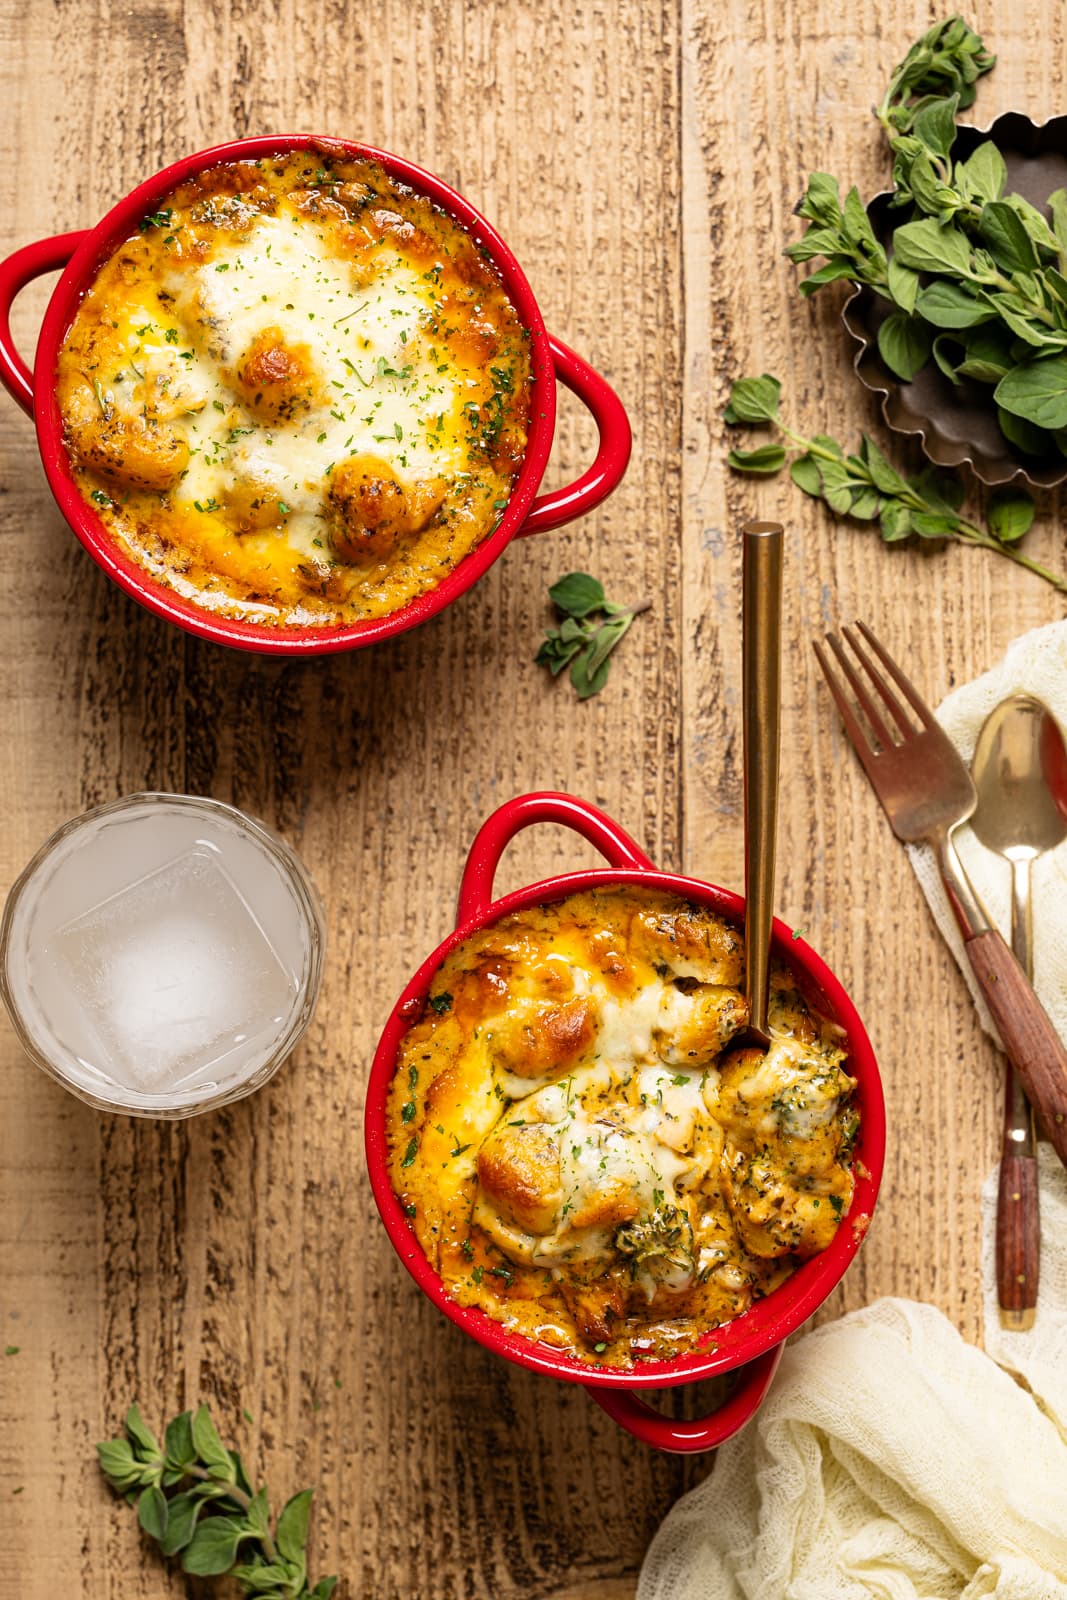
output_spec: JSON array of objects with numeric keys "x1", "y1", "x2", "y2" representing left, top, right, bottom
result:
[
  {"x1": 971, "y1": 692, "x2": 1067, "y2": 1330},
  {"x1": 741, "y1": 521, "x2": 784, "y2": 1047}
]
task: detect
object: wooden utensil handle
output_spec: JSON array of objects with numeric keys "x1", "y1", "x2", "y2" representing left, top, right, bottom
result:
[
  {"x1": 964, "y1": 927, "x2": 1067, "y2": 1167},
  {"x1": 996, "y1": 1138, "x2": 1040, "y2": 1324}
]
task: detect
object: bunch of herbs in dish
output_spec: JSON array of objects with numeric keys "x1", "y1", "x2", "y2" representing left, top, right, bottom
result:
[
  {"x1": 787, "y1": 16, "x2": 1067, "y2": 464},
  {"x1": 97, "y1": 1402, "x2": 337, "y2": 1600}
]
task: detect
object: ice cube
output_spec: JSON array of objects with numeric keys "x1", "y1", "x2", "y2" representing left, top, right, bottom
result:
[{"x1": 45, "y1": 847, "x2": 297, "y2": 1093}]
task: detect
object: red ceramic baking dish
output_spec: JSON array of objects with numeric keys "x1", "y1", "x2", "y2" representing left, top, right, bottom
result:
[
  {"x1": 0, "y1": 135, "x2": 630, "y2": 655},
  {"x1": 365, "y1": 792, "x2": 885, "y2": 1454}
]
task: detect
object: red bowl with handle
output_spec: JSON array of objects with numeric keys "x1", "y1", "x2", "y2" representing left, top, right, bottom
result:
[
  {"x1": 0, "y1": 135, "x2": 631, "y2": 656},
  {"x1": 364, "y1": 792, "x2": 885, "y2": 1454}
]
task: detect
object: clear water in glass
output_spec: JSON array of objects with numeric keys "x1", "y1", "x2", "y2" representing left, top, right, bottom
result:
[{"x1": 1, "y1": 795, "x2": 324, "y2": 1115}]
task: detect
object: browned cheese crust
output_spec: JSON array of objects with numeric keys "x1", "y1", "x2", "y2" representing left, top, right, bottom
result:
[
  {"x1": 56, "y1": 151, "x2": 532, "y2": 628},
  {"x1": 386, "y1": 887, "x2": 859, "y2": 1369}
]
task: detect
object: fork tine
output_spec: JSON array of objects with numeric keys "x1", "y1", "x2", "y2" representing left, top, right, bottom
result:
[
  {"x1": 813, "y1": 639, "x2": 887, "y2": 793},
  {"x1": 853, "y1": 619, "x2": 936, "y2": 729},
  {"x1": 827, "y1": 631, "x2": 899, "y2": 749},
  {"x1": 840, "y1": 625, "x2": 915, "y2": 739}
]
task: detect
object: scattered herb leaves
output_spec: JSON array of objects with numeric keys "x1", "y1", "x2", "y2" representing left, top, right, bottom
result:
[
  {"x1": 96, "y1": 1403, "x2": 337, "y2": 1598},
  {"x1": 723, "y1": 374, "x2": 1067, "y2": 592},
  {"x1": 536, "y1": 573, "x2": 650, "y2": 699}
]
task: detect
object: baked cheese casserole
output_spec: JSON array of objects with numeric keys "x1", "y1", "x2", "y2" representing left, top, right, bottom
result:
[
  {"x1": 56, "y1": 150, "x2": 532, "y2": 627},
  {"x1": 387, "y1": 887, "x2": 860, "y2": 1368}
]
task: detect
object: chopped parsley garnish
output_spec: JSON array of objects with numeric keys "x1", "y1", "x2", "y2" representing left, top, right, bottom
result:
[
  {"x1": 428, "y1": 992, "x2": 452, "y2": 1015},
  {"x1": 138, "y1": 209, "x2": 174, "y2": 233},
  {"x1": 401, "y1": 1137, "x2": 418, "y2": 1168}
]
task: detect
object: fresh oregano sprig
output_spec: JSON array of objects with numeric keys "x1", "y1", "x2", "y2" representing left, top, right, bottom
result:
[
  {"x1": 875, "y1": 16, "x2": 995, "y2": 135},
  {"x1": 785, "y1": 17, "x2": 1067, "y2": 458},
  {"x1": 724, "y1": 374, "x2": 1067, "y2": 593},
  {"x1": 536, "y1": 572, "x2": 650, "y2": 699},
  {"x1": 97, "y1": 1403, "x2": 337, "y2": 1600}
]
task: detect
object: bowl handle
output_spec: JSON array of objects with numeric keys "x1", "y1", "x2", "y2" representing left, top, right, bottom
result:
[
  {"x1": 587, "y1": 1343, "x2": 784, "y2": 1454},
  {"x1": 0, "y1": 232, "x2": 87, "y2": 415},
  {"x1": 456, "y1": 791, "x2": 653, "y2": 925},
  {"x1": 518, "y1": 335, "x2": 631, "y2": 537}
]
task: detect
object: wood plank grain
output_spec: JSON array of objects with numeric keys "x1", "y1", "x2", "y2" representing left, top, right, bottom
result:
[
  {"x1": 0, "y1": 2, "x2": 691, "y2": 1597},
  {"x1": 2, "y1": 1, "x2": 1062, "y2": 1596}
]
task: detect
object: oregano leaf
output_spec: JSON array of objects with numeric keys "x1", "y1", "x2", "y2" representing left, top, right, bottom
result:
[
  {"x1": 789, "y1": 453, "x2": 822, "y2": 495},
  {"x1": 191, "y1": 1406, "x2": 235, "y2": 1481},
  {"x1": 97, "y1": 1438, "x2": 140, "y2": 1487},
  {"x1": 275, "y1": 1488, "x2": 314, "y2": 1563},
  {"x1": 891, "y1": 217, "x2": 973, "y2": 276},
  {"x1": 182, "y1": 1516, "x2": 246, "y2": 1577},
  {"x1": 862, "y1": 436, "x2": 910, "y2": 497},
  {"x1": 887, "y1": 256, "x2": 920, "y2": 314},
  {"x1": 956, "y1": 141, "x2": 1006, "y2": 204},
  {"x1": 796, "y1": 259, "x2": 860, "y2": 296},
  {"x1": 915, "y1": 280, "x2": 993, "y2": 329},
  {"x1": 848, "y1": 487, "x2": 881, "y2": 520},
  {"x1": 547, "y1": 572, "x2": 605, "y2": 617},
  {"x1": 159, "y1": 1491, "x2": 206, "y2": 1557},
  {"x1": 723, "y1": 373, "x2": 781, "y2": 423},
  {"x1": 721, "y1": 370, "x2": 1067, "y2": 591},
  {"x1": 978, "y1": 200, "x2": 1039, "y2": 273},
  {"x1": 911, "y1": 510, "x2": 960, "y2": 537},
  {"x1": 995, "y1": 355, "x2": 1067, "y2": 430},
  {"x1": 537, "y1": 575, "x2": 647, "y2": 698},
  {"x1": 137, "y1": 1484, "x2": 169, "y2": 1542},
  {"x1": 880, "y1": 501, "x2": 913, "y2": 542},
  {"x1": 164, "y1": 1412, "x2": 195, "y2": 1471},
  {"x1": 987, "y1": 488, "x2": 1036, "y2": 544},
  {"x1": 570, "y1": 643, "x2": 612, "y2": 701},
  {"x1": 876, "y1": 312, "x2": 932, "y2": 381},
  {"x1": 125, "y1": 1405, "x2": 161, "y2": 1460},
  {"x1": 911, "y1": 93, "x2": 959, "y2": 159},
  {"x1": 726, "y1": 443, "x2": 786, "y2": 474}
]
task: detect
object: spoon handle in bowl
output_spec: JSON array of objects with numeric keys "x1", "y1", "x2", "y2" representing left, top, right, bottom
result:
[{"x1": 741, "y1": 521, "x2": 783, "y2": 1046}]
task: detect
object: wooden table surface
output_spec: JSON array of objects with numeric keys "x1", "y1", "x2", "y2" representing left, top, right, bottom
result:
[{"x1": 1, "y1": 2, "x2": 1063, "y2": 1595}]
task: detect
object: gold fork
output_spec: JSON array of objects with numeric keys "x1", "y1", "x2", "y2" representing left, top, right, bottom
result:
[{"x1": 815, "y1": 620, "x2": 1067, "y2": 1169}]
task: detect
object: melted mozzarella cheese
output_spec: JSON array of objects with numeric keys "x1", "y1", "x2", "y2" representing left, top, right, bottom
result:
[
  {"x1": 155, "y1": 218, "x2": 463, "y2": 562},
  {"x1": 388, "y1": 888, "x2": 858, "y2": 1368},
  {"x1": 57, "y1": 153, "x2": 532, "y2": 627}
]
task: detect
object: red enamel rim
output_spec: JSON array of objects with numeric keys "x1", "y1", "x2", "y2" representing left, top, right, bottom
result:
[
  {"x1": 364, "y1": 794, "x2": 886, "y2": 1393},
  {"x1": 13, "y1": 136, "x2": 629, "y2": 654}
]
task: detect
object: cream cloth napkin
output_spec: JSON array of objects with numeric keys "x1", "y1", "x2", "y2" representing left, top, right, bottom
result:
[
  {"x1": 904, "y1": 617, "x2": 1067, "y2": 1042},
  {"x1": 637, "y1": 1297, "x2": 1067, "y2": 1600}
]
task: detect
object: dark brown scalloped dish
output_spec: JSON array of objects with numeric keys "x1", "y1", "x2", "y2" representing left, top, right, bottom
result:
[{"x1": 842, "y1": 114, "x2": 1067, "y2": 489}]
